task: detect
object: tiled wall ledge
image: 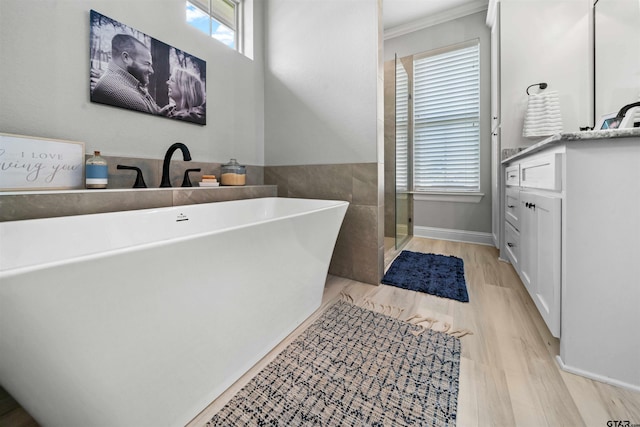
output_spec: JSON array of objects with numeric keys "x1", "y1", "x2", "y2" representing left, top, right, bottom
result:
[{"x1": 0, "y1": 186, "x2": 277, "y2": 222}]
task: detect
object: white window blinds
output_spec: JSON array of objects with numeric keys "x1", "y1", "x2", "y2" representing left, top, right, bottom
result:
[
  {"x1": 395, "y1": 61, "x2": 409, "y2": 192},
  {"x1": 413, "y1": 41, "x2": 480, "y2": 191},
  {"x1": 210, "y1": 0, "x2": 237, "y2": 30}
]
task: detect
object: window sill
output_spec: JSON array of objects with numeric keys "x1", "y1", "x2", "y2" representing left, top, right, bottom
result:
[{"x1": 412, "y1": 192, "x2": 484, "y2": 203}]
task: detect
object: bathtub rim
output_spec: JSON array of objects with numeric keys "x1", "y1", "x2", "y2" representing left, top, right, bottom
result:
[{"x1": 0, "y1": 197, "x2": 349, "y2": 277}]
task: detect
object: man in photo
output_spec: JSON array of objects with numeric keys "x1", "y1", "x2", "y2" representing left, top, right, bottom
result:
[{"x1": 92, "y1": 34, "x2": 159, "y2": 114}]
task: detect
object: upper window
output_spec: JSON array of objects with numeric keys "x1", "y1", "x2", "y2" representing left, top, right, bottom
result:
[
  {"x1": 412, "y1": 40, "x2": 480, "y2": 192},
  {"x1": 186, "y1": 0, "x2": 242, "y2": 51}
]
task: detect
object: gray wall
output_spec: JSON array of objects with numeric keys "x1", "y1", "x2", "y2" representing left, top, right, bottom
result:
[
  {"x1": 384, "y1": 11, "x2": 492, "y2": 235},
  {"x1": 0, "y1": 0, "x2": 265, "y2": 166},
  {"x1": 264, "y1": 0, "x2": 383, "y2": 284},
  {"x1": 263, "y1": 0, "x2": 379, "y2": 166}
]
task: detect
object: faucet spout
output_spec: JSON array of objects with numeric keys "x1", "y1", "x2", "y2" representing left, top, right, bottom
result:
[{"x1": 160, "y1": 143, "x2": 192, "y2": 187}]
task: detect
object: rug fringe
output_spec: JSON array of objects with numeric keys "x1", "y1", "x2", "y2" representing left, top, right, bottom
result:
[
  {"x1": 363, "y1": 298, "x2": 405, "y2": 318},
  {"x1": 408, "y1": 317, "x2": 473, "y2": 338},
  {"x1": 339, "y1": 293, "x2": 472, "y2": 339},
  {"x1": 449, "y1": 328, "x2": 474, "y2": 338},
  {"x1": 339, "y1": 292, "x2": 354, "y2": 304}
]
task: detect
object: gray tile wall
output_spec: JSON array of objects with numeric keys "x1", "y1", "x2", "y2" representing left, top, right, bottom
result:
[
  {"x1": 0, "y1": 186, "x2": 277, "y2": 222},
  {"x1": 265, "y1": 163, "x2": 384, "y2": 285},
  {"x1": 0, "y1": 155, "x2": 274, "y2": 222}
]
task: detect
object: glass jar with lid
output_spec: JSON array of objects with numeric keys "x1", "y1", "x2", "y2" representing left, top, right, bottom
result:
[{"x1": 220, "y1": 158, "x2": 246, "y2": 186}]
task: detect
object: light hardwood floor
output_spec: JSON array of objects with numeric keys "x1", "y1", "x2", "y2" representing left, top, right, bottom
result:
[
  {"x1": 188, "y1": 237, "x2": 640, "y2": 426},
  {"x1": 3, "y1": 237, "x2": 640, "y2": 426}
]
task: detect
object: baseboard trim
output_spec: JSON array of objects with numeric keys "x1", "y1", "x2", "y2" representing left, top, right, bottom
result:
[
  {"x1": 414, "y1": 226, "x2": 494, "y2": 246},
  {"x1": 555, "y1": 355, "x2": 640, "y2": 393}
]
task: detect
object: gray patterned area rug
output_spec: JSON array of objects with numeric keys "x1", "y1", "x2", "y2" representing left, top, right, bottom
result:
[{"x1": 207, "y1": 300, "x2": 461, "y2": 426}]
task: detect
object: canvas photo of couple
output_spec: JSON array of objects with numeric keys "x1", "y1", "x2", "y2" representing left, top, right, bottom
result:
[{"x1": 89, "y1": 10, "x2": 206, "y2": 125}]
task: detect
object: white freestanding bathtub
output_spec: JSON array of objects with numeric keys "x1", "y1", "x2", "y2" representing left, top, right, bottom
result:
[{"x1": 0, "y1": 197, "x2": 348, "y2": 427}]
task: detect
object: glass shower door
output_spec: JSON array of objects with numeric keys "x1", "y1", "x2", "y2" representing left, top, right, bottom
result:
[{"x1": 395, "y1": 55, "x2": 411, "y2": 249}]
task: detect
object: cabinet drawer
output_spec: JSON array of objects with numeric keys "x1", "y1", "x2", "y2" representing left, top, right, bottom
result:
[
  {"x1": 520, "y1": 153, "x2": 562, "y2": 190},
  {"x1": 504, "y1": 221, "x2": 520, "y2": 270},
  {"x1": 505, "y1": 164, "x2": 520, "y2": 186},
  {"x1": 505, "y1": 187, "x2": 520, "y2": 229}
]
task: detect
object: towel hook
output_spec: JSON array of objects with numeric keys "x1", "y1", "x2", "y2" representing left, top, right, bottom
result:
[{"x1": 526, "y1": 82, "x2": 548, "y2": 95}]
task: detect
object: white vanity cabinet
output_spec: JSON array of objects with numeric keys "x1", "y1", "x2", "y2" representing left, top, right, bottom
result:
[
  {"x1": 502, "y1": 132, "x2": 640, "y2": 391},
  {"x1": 504, "y1": 149, "x2": 563, "y2": 338}
]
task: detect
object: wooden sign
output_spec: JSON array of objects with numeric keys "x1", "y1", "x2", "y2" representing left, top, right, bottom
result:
[{"x1": 0, "y1": 133, "x2": 85, "y2": 191}]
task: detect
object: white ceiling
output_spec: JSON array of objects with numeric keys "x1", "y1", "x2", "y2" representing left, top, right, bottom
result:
[{"x1": 383, "y1": 0, "x2": 489, "y2": 34}]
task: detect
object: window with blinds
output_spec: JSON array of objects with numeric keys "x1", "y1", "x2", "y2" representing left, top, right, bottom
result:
[
  {"x1": 186, "y1": 0, "x2": 242, "y2": 51},
  {"x1": 395, "y1": 61, "x2": 409, "y2": 192},
  {"x1": 413, "y1": 40, "x2": 480, "y2": 192}
]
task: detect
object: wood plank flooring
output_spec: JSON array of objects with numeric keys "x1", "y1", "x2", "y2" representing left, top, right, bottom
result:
[
  {"x1": 188, "y1": 237, "x2": 640, "y2": 426},
  {"x1": 3, "y1": 237, "x2": 640, "y2": 426}
]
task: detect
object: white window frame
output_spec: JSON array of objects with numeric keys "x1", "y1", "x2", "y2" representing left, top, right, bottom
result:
[
  {"x1": 187, "y1": 0, "x2": 243, "y2": 53},
  {"x1": 396, "y1": 60, "x2": 410, "y2": 192},
  {"x1": 412, "y1": 40, "x2": 482, "y2": 197}
]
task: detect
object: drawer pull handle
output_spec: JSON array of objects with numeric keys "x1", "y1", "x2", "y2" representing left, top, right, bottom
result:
[
  {"x1": 525, "y1": 202, "x2": 536, "y2": 210},
  {"x1": 507, "y1": 204, "x2": 515, "y2": 208},
  {"x1": 507, "y1": 242, "x2": 515, "y2": 247},
  {"x1": 509, "y1": 174, "x2": 517, "y2": 178}
]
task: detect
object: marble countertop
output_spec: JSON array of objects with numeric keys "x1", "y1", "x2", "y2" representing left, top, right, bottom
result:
[{"x1": 501, "y1": 128, "x2": 640, "y2": 163}]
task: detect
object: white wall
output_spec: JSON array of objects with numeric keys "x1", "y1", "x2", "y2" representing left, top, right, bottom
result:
[
  {"x1": 264, "y1": 0, "x2": 379, "y2": 166},
  {"x1": 384, "y1": 11, "x2": 493, "y2": 234},
  {"x1": 500, "y1": 0, "x2": 591, "y2": 149},
  {"x1": 0, "y1": 0, "x2": 265, "y2": 165}
]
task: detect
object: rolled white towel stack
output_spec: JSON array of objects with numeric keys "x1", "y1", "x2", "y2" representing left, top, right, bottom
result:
[{"x1": 522, "y1": 90, "x2": 563, "y2": 138}]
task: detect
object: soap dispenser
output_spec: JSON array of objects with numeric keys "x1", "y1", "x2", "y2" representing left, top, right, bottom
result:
[{"x1": 86, "y1": 151, "x2": 108, "y2": 189}]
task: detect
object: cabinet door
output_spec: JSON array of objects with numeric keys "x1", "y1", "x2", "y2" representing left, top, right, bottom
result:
[
  {"x1": 492, "y1": 129, "x2": 501, "y2": 247},
  {"x1": 519, "y1": 195, "x2": 535, "y2": 293},
  {"x1": 520, "y1": 192, "x2": 561, "y2": 337}
]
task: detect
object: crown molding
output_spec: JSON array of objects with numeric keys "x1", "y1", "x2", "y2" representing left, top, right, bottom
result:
[{"x1": 384, "y1": 0, "x2": 489, "y2": 40}]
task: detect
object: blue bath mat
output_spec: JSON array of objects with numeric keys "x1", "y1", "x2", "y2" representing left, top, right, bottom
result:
[{"x1": 382, "y1": 251, "x2": 469, "y2": 302}]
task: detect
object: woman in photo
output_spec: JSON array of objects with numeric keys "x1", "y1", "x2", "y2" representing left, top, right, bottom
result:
[{"x1": 161, "y1": 68, "x2": 206, "y2": 124}]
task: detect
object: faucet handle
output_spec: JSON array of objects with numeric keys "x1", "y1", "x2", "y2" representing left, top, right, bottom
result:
[
  {"x1": 181, "y1": 168, "x2": 201, "y2": 187},
  {"x1": 117, "y1": 165, "x2": 147, "y2": 188}
]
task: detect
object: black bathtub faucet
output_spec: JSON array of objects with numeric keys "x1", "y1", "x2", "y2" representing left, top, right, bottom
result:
[
  {"x1": 116, "y1": 165, "x2": 147, "y2": 188},
  {"x1": 160, "y1": 142, "x2": 192, "y2": 188}
]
